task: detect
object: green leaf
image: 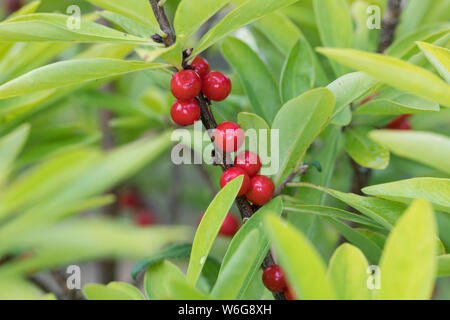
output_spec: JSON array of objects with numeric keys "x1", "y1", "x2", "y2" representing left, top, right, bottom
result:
[
  {"x1": 175, "y1": 0, "x2": 229, "y2": 41},
  {"x1": 105, "y1": 282, "x2": 146, "y2": 300},
  {"x1": 186, "y1": 175, "x2": 243, "y2": 286},
  {"x1": 369, "y1": 130, "x2": 450, "y2": 174},
  {"x1": 98, "y1": 11, "x2": 155, "y2": 39},
  {"x1": 222, "y1": 37, "x2": 280, "y2": 123},
  {"x1": 272, "y1": 88, "x2": 335, "y2": 186},
  {"x1": 377, "y1": 199, "x2": 437, "y2": 300},
  {"x1": 144, "y1": 261, "x2": 186, "y2": 300},
  {"x1": 131, "y1": 243, "x2": 192, "y2": 280},
  {"x1": 211, "y1": 230, "x2": 260, "y2": 299},
  {"x1": 355, "y1": 93, "x2": 440, "y2": 115},
  {"x1": 438, "y1": 255, "x2": 450, "y2": 277},
  {"x1": 313, "y1": 0, "x2": 353, "y2": 76},
  {"x1": 264, "y1": 215, "x2": 336, "y2": 299},
  {"x1": 83, "y1": 284, "x2": 139, "y2": 300},
  {"x1": 280, "y1": 38, "x2": 315, "y2": 103},
  {"x1": 328, "y1": 244, "x2": 370, "y2": 300},
  {"x1": 317, "y1": 48, "x2": 450, "y2": 108},
  {"x1": 86, "y1": 0, "x2": 159, "y2": 31},
  {"x1": 168, "y1": 279, "x2": 211, "y2": 300},
  {"x1": 362, "y1": 178, "x2": 450, "y2": 214},
  {"x1": 344, "y1": 126, "x2": 390, "y2": 170},
  {"x1": 0, "y1": 124, "x2": 29, "y2": 185},
  {"x1": 417, "y1": 42, "x2": 450, "y2": 83},
  {"x1": 193, "y1": 0, "x2": 299, "y2": 55},
  {"x1": 0, "y1": 277, "x2": 43, "y2": 300},
  {"x1": 0, "y1": 59, "x2": 168, "y2": 99},
  {"x1": 220, "y1": 197, "x2": 282, "y2": 298},
  {"x1": 0, "y1": 13, "x2": 157, "y2": 44}
]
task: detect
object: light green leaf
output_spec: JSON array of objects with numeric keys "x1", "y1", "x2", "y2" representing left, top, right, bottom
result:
[
  {"x1": 362, "y1": 178, "x2": 450, "y2": 214},
  {"x1": 438, "y1": 255, "x2": 450, "y2": 277},
  {"x1": 0, "y1": 277, "x2": 43, "y2": 300},
  {"x1": 169, "y1": 279, "x2": 211, "y2": 300},
  {"x1": 211, "y1": 230, "x2": 260, "y2": 299},
  {"x1": 264, "y1": 215, "x2": 336, "y2": 299},
  {"x1": 0, "y1": 13, "x2": 157, "y2": 44},
  {"x1": 193, "y1": 0, "x2": 299, "y2": 55},
  {"x1": 369, "y1": 130, "x2": 450, "y2": 174},
  {"x1": 317, "y1": 48, "x2": 450, "y2": 108},
  {"x1": 0, "y1": 59, "x2": 168, "y2": 99},
  {"x1": 344, "y1": 126, "x2": 390, "y2": 170},
  {"x1": 417, "y1": 42, "x2": 450, "y2": 83},
  {"x1": 7, "y1": 0, "x2": 41, "y2": 19},
  {"x1": 272, "y1": 88, "x2": 335, "y2": 186},
  {"x1": 0, "y1": 124, "x2": 29, "y2": 185},
  {"x1": 186, "y1": 175, "x2": 243, "y2": 286},
  {"x1": 220, "y1": 197, "x2": 282, "y2": 298},
  {"x1": 98, "y1": 11, "x2": 155, "y2": 38},
  {"x1": 328, "y1": 244, "x2": 370, "y2": 300},
  {"x1": 83, "y1": 284, "x2": 138, "y2": 300},
  {"x1": 377, "y1": 199, "x2": 437, "y2": 300},
  {"x1": 313, "y1": 0, "x2": 353, "y2": 76},
  {"x1": 144, "y1": 261, "x2": 186, "y2": 300},
  {"x1": 280, "y1": 38, "x2": 315, "y2": 103},
  {"x1": 175, "y1": 0, "x2": 229, "y2": 41},
  {"x1": 105, "y1": 282, "x2": 146, "y2": 300},
  {"x1": 222, "y1": 37, "x2": 280, "y2": 123}
]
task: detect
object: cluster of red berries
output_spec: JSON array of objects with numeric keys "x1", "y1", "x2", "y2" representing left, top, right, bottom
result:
[
  {"x1": 118, "y1": 189, "x2": 156, "y2": 227},
  {"x1": 220, "y1": 150, "x2": 275, "y2": 206},
  {"x1": 262, "y1": 265, "x2": 296, "y2": 300},
  {"x1": 170, "y1": 56, "x2": 231, "y2": 126}
]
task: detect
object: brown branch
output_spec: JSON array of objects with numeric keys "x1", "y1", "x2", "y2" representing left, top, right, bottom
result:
[
  {"x1": 274, "y1": 165, "x2": 309, "y2": 197},
  {"x1": 149, "y1": 0, "x2": 176, "y2": 47},
  {"x1": 378, "y1": 0, "x2": 403, "y2": 52}
]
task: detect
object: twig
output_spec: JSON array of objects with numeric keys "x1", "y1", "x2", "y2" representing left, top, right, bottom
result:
[
  {"x1": 149, "y1": 0, "x2": 176, "y2": 47},
  {"x1": 274, "y1": 165, "x2": 309, "y2": 197},
  {"x1": 378, "y1": 0, "x2": 403, "y2": 52}
]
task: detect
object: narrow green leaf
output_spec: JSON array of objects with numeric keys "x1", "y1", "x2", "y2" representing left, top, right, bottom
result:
[
  {"x1": 362, "y1": 178, "x2": 450, "y2": 214},
  {"x1": 344, "y1": 126, "x2": 390, "y2": 170},
  {"x1": 369, "y1": 130, "x2": 450, "y2": 174},
  {"x1": 169, "y1": 279, "x2": 211, "y2": 300},
  {"x1": 186, "y1": 175, "x2": 243, "y2": 285},
  {"x1": 106, "y1": 282, "x2": 146, "y2": 300},
  {"x1": 144, "y1": 261, "x2": 186, "y2": 300},
  {"x1": 438, "y1": 255, "x2": 450, "y2": 277},
  {"x1": 222, "y1": 37, "x2": 280, "y2": 123},
  {"x1": 272, "y1": 88, "x2": 335, "y2": 186},
  {"x1": 317, "y1": 48, "x2": 450, "y2": 107},
  {"x1": 83, "y1": 284, "x2": 140, "y2": 300},
  {"x1": 99, "y1": 11, "x2": 155, "y2": 38},
  {"x1": 0, "y1": 124, "x2": 29, "y2": 185},
  {"x1": 417, "y1": 42, "x2": 450, "y2": 83},
  {"x1": 328, "y1": 244, "x2": 370, "y2": 300},
  {"x1": 263, "y1": 215, "x2": 336, "y2": 299},
  {"x1": 377, "y1": 199, "x2": 437, "y2": 300},
  {"x1": 280, "y1": 38, "x2": 315, "y2": 103},
  {"x1": 0, "y1": 59, "x2": 168, "y2": 99}
]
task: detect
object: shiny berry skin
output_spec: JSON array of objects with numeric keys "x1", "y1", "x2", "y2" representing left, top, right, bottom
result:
[
  {"x1": 170, "y1": 99, "x2": 201, "y2": 126},
  {"x1": 191, "y1": 56, "x2": 210, "y2": 78},
  {"x1": 214, "y1": 121, "x2": 245, "y2": 153},
  {"x1": 234, "y1": 151, "x2": 261, "y2": 177},
  {"x1": 246, "y1": 175, "x2": 274, "y2": 206},
  {"x1": 284, "y1": 286, "x2": 296, "y2": 300},
  {"x1": 220, "y1": 167, "x2": 250, "y2": 196},
  {"x1": 171, "y1": 70, "x2": 202, "y2": 100},
  {"x1": 202, "y1": 71, "x2": 232, "y2": 101},
  {"x1": 219, "y1": 214, "x2": 240, "y2": 237},
  {"x1": 118, "y1": 189, "x2": 141, "y2": 209},
  {"x1": 386, "y1": 115, "x2": 412, "y2": 130},
  {"x1": 135, "y1": 209, "x2": 156, "y2": 227},
  {"x1": 262, "y1": 265, "x2": 287, "y2": 293}
]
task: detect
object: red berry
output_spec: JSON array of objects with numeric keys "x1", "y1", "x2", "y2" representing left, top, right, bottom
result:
[
  {"x1": 360, "y1": 92, "x2": 381, "y2": 105},
  {"x1": 202, "y1": 71, "x2": 232, "y2": 101},
  {"x1": 171, "y1": 70, "x2": 202, "y2": 100},
  {"x1": 135, "y1": 209, "x2": 156, "y2": 227},
  {"x1": 284, "y1": 286, "x2": 296, "y2": 300},
  {"x1": 214, "y1": 121, "x2": 245, "y2": 153},
  {"x1": 6, "y1": 0, "x2": 22, "y2": 13},
  {"x1": 246, "y1": 175, "x2": 274, "y2": 206},
  {"x1": 262, "y1": 265, "x2": 287, "y2": 293},
  {"x1": 191, "y1": 56, "x2": 210, "y2": 78},
  {"x1": 170, "y1": 99, "x2": 201, "y2": 126},
  {"x1": 234, "y1": 151, "x2": 261, "y2": 177},
  {"x1": 386, "y1": 115, "x2": 412, "y2": 130},
  {"x1": 118, "y1": 189, "x2": 141, "y2": 209},
  {"x1": 220, "y1": 167, "x2": 250, "y2": 196},
  {"x1": 219, "y1": 214, "x2": 240, "y2": 237}
]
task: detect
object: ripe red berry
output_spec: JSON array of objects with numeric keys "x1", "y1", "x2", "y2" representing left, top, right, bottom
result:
[
  {"x1": 214, "y1": 121, "x2": 245, "y2": 153},
  {"x1": 234, "y1": 151, "x2": 261, "y2": 177},
  {"x1": 170, "y1": 99, "x2": 201, "y2": 126},
  {"x1": 386, "y1": 114, "x2": 412, "y2": 130},
  {"x1": 118, "y1": 189, "x2": 141, "y2": 209},
  {"x1": 202, "y1": 71, "x2": 232, "y2": 101},
  {"x1": 135, "y1": 209, "x2": 156, "y2": 227},
  {"x1": 6, "y1": 0, "x2": 23, "y2": 13},
  {"x1": 198, "y1": 213, "x2": 240, "y2": 237},
  {"x1": 245, "y1": 175, "x2": 274, "y2": 206},
  {"x1": 191, "y1": 56, "x2": 210, "y2": 78},
  {"x1": 220, "y1": 167, "x2": 250, "y2": 196},
  {"x1": 284, "y1": 286, "x2": 296, "y2": 300},
  {"x1": 171, "y1": 70, "x2": 202, "y2": 100},
  {"x1": 262, "y1": 265, "x2": 287, "y2": 293}
]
